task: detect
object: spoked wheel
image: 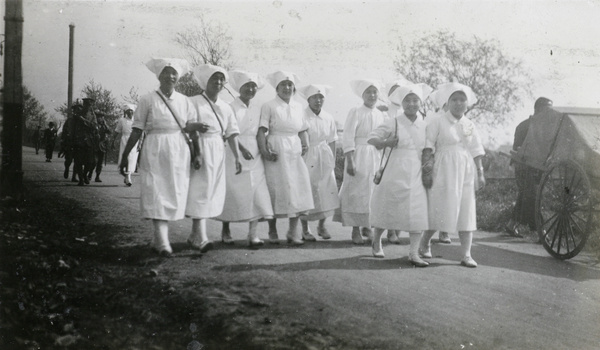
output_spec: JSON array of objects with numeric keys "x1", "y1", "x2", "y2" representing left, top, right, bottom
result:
[{"x1": 536, "y1": 160, "x2": 592, "y2": 259}]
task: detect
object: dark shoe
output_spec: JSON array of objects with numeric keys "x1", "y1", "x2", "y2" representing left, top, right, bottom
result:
[
  {"x1": 77, "y1": 181, "x2": 84, "y2": 186},
  {"x1": 124, "y1": 178, "x2": 132, "y2": 187},
  {"x1": 221, "y1": 231, "x2": 234, "y2": 245},
  {"x1": 188, "y1": 239, "x2": 214, "y2": 253},
  {"x1": 83, "y1": 177, "x2": 90, "y2": 185},
  {"x1": 248, "y1": 238, "x2": 264, "y2": 249},
  {"x1": 94, "y1": 177, "x2": 102, "y2": 183},
  {"x1": 63, "y1": 168, "x2": 69, "y2": 179},
  {"x1": 268, "y1": 231, "x2": 279, "y2": 244}
]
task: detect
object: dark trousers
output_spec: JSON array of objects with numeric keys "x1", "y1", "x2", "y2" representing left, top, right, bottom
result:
[
  {"x1": 45, "y1": 142, "x2": 55, "y2": 160},
  {"x1": 87, "y1": 150, "x2": 105, "y2": 179},
  {"x1": 512, "y1": 164, "x2": 542, "y2": 230},
  {"x1": 73, "y1": 146, "x2": 94, "y2": 185}
]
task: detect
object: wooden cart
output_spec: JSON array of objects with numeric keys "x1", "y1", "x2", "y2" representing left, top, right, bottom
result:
[{"x1": 511, "y1": 107, "x2": 600, "y2": 259}]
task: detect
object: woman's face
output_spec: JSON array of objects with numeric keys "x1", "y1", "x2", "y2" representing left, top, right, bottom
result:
[
  {"x1": 276, "y1": 80, "x2": 295, "y2": 100},
  {"x1": 206, "y1": 72, "x2": 226, "y2": 95},
  {"x1": 239, "y1": 82, "x2": 258, "y2": 101},
  {"x1": 158, "y1": 67, "x2": 179, "y2": 89},
  {"x1": 447, "y1": 91, "x2": 468, "y2": 117},
  {"x1": 402, "y1": 93, "x2": 421, "y2": 116},
  {"x1": 362, "y1": 86, "x2": 379, "y2": 108},
  {"x1": 308, "y1": 94, "x2": 325, "y2": 111}
]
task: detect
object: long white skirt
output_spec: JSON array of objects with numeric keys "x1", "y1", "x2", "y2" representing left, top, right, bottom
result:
[
  {"x1": 302, "y1": 141, "x2": 339, "y2": 221},
  {"x1": 118, "y1": 132, "x2": 139, "y2": 172},
  {"x1": 139, "y1": 130, "x2": 190, "y2": 220},
  {"x1": 185, "y1": 134, "x2": 226, "y2": 219},
  {"x1": 263, "y1": 134, "x2": 314, "y2": 218},
  {"x1": 336, "y1": 143, "x2": 380, "y2": 227},
  {"x1": 428, "y1": 145, "x2": 477, "y2": 232},
  {"x1": 215, "y1": 135, "x2": 274, "y2": 222},
  {"x1": 370, "y1": 149, "x2": 428, "y2": 231}
]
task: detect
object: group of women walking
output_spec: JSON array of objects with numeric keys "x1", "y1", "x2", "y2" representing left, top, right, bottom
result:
[{"x1": 119, "y1": 57, "x2": 486, "y2": 269}]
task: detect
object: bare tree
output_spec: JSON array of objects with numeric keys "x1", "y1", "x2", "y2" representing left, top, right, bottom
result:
[
  {"x1": 394, "y1": 31, "x2": 532, "y2": 129},
  {"x1": 175, "y1": 14, "x2": 233, "y2": 69},
  {"x1": 121, "y1": 86, "x2": 140, "y2": 105}
]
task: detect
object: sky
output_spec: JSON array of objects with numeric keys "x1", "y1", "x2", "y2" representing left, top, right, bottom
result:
[{"x1": 7, "y1": 0, "x2": 600, "y2": 147}]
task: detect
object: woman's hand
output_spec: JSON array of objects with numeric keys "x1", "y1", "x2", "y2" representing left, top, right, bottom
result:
[
  {"x1": 119, "y1": 158, "x2": 128, "y2": 177},
  {"x1": 346, "y1": 157, "x2": 355, "y2": 176},
  {"x1": 261, "y1": 145, "x2": 278, "y2": 162},
  {"x1": 235, "y1": 160, "x2": 242, "y2": 175},
  {"x1": 185, "y1": 121, "x2": 210, "y2": 133},
  {"x1": 239, "y1": 143, "x2": 254, "y2": 161},
  {"x1": 384, "y1": 136, "x2": 398, "y2": 148},
  {"x1": 301, "y1": 144, "x2": 309, "y2": 156},
  {"x1": 477, "y1": 169, "x2": 486, "y2": 190}
]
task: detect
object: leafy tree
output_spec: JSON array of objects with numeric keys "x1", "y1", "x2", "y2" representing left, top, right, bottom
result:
[
  {"x1": 175, "y1": 72, "x2": 204, "y2": 97},
  {"x1": 23, "y1": 86, "x2": 49, "y2": 129},
  {"x1": 56, "y1": 80, "x2": 121, "y2": 127},
  {"x1": 394, "y1": 31, "x2": 532, "y2": 129}
]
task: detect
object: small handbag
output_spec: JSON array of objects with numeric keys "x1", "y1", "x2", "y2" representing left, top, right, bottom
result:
[
  {"x1": 156, "y1": 91, "x2": 200, "y2": 169},
  {"x1": 373, "y1": 119, "x2": 398, "y2": 185}
]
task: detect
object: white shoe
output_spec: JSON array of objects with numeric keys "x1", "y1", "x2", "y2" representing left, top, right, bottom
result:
[
  {"x1": 409, "y1": 254, "x2": 429, "y2": 267},
  {"x1": 460, "y1": 256, "x2": 478, "y2": 268},
  {"x1": 302, "y1": 230, "x2": 317, "y2": 242},
  {"x1": 418, "y1": 245, "x2": 432, "y2": 259}
]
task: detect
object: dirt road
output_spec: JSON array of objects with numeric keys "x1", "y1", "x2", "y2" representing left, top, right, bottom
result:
[{"x1": 16, "y1": 147, "x2": 600, "y2": 349}]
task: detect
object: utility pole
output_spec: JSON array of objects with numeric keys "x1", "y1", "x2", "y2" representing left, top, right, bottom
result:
[
  {"x1": 67, "y1": 23, "x2": 74, "y2": 119},
  {"x1": 1, "y1": 0, "x2": 24, "y2": 200}
]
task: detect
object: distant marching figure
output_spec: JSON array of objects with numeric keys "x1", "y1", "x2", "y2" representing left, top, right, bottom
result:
[
  {"x1": 298, "y1": 84, "x2": 340, "y2": 241},
  {"x1": 216, "y1": 70, "x2": 274, "y2": 249},
  {"x1": 115, "y1": 104, "x2": 139, "y2": 186},
  {"x1": 368, "y1": 82, "x2": 433, "y2": 267},
  {"x1": 419, "y1": 82, "x2": 486, "y2": 268},
  {"x1": 257, "y1": 70, "x2": 315, "y2": 245},
  {"x1": 185, "y1": 64, "x2": 242, "y2": 253},
  {"x1": 119, "y1": 58, "x2": 204, "y2": 256},
  {"x1": 336, "y1": 79, "x2": 386, "y2": 244}
]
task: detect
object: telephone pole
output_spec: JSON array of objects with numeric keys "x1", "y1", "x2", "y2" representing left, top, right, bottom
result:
[{"x1": 1, "y1": 0, "x2": 24, "y2": 200}]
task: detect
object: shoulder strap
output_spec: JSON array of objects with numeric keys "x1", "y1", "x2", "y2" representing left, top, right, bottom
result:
[
  {"x1": 156, "y1": 91, "x2": 187, "y2": 133},
  {"x1": 199, "y1": 93, "x2": 225, "y2": 137},
  {"x1": 378, "y1": 118, "x2": 398, "y2": 170}
]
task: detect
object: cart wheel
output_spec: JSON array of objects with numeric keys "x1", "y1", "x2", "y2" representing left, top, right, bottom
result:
[{"x1": 536, "y1": 160, "x2": 592, "y2": 259}]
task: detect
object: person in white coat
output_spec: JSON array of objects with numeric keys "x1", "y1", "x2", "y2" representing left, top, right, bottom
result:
[
  {"x1": 119, "y1": 58, "x2": 205, "y2": 256},
  {"x1": 368, "y1": 82, "x2": 433, "y2": 267},
  {"x1": 186, "y1": 64, "x2": 242, "y2": 253},
  {"x1": 257, "y1": 70, "x2": 315, "y2": 245},
  {"x1": 336, "y1": 79, "x2": 386, "y2": 244},
  {"x1": 298, "y1": 84, "x2": 340, "y2": 241},
  {"x1": 216, "y1": 70, "x2": 274, "y2": 248},
  {"x1": 419, "y1": 82, "x2": 486, "y2": 268},
  {"x1": 115, "y1": 104, "x2": 138, "y2": 186}
]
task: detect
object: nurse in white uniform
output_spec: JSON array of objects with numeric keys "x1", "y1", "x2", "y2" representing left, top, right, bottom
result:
[
  {"x1": 298, "y1": 84, "x2": 340, "y2": 241},
  {"x1": 336, "y1": 79, "x2": 386, "y2": 244},
  {"x1": 186, "y1": 64, "x2": 242, "y2": 253},
  {"x1": 115, "y1": 104, "x2": 138, "y2": 186},
  {"x1": 368, "y1": 82, "x2": 432, "y2": 267},
  {"x1": 419, "y1": 82, "x2": 486, "y2": 268},
  {"x1": 257, "y1": 70, "x2": 315, "y2": 245},
  {"x1": 216, "y1": 70, "x2": 274, "y2": 248},
  {"x1": 119, "y1": 58, "x2": 202, "y2": 256}
]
